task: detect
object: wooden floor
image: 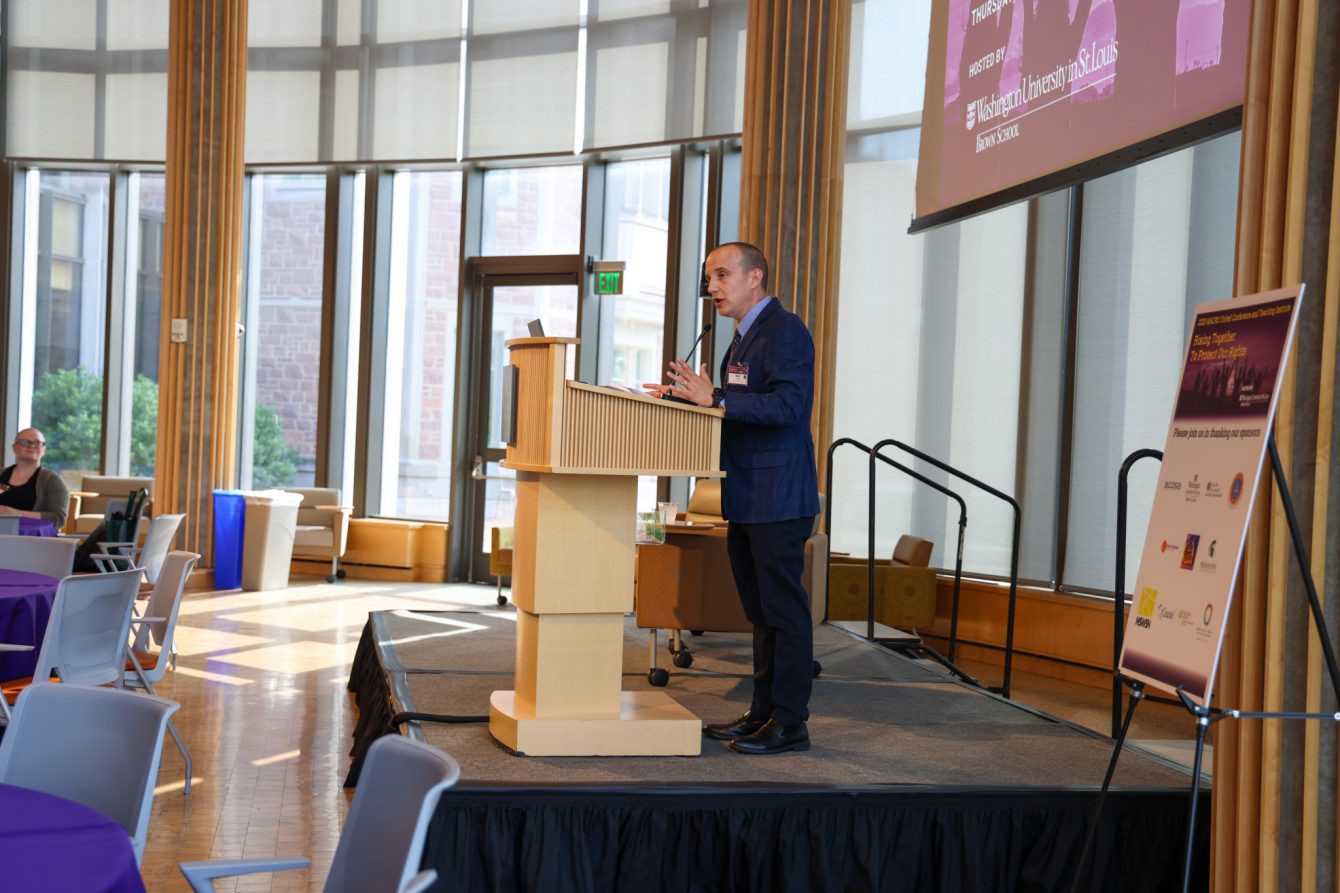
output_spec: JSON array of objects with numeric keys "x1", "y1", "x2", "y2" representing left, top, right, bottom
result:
[
  {"x1": 138, "y1": 577, "x2": 502, "y2": 892},
  {"x1": 135, "y1": 576, "x2": 1196, "y2": 891}
]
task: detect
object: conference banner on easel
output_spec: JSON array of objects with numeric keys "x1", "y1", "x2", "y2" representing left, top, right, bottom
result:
[{"x1": 1119, "y1": 285, "x2": 1303, "y2": 707}]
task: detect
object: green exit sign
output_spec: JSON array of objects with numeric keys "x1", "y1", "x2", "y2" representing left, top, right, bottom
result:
[{"x1": 596, "y1": 270, "x2": 623, "y2": 295}]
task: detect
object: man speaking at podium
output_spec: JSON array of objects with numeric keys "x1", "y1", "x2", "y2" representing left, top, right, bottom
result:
[{"x1": 645, "y1": 241, "x2": 819, "y2": 755}]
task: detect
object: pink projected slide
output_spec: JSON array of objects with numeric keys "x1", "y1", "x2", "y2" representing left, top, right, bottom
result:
[{"x1": 917, "y1": 0, "x2": 1248, "y2": 223}]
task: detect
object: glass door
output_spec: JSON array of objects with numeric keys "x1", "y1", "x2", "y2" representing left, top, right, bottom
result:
[{"x1": 467, "y1": 268, "x2": 580, "y2": 583}]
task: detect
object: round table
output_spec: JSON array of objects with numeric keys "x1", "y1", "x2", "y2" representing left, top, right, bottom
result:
[
  {"x1": 0, "y1": 783, "x2": 145, "y2": 892},
  {"x1": 0, "y1": 569, "x2": 59, "y2": 680}
]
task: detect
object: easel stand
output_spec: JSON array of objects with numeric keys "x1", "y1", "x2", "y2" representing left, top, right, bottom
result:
[{"x1": 1071, "y1": 434, "x2": 1340, "y2": 893}]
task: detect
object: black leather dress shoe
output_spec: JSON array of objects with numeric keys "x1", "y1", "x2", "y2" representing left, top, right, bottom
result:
[
  {"x1": 702, "y1": 711, "x2": 768, "y2": 740},
  {"x1": 728, "y1": 719, "x2": 810, "y2": 755}
]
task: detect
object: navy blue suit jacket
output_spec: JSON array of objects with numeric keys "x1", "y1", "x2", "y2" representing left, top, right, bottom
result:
[{"x1": 718, "y1": 298, "x2": 820, "y2": 524}]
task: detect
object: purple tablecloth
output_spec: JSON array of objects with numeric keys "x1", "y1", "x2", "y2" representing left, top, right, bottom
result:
[
  {"x1": 18, "y1": 517, "x2": 56, "y2": 537},
  {"x1": 0, "y1": 569, "x2": 59, "y2": 679},
  {"x1": 0, "y1": 783, "x2": 145, "y2": 892}
]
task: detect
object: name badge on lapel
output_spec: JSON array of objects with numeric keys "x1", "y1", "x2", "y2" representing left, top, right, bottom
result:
[{"x1": 727, "y1": 363, "x2": 749, "y2": 387}]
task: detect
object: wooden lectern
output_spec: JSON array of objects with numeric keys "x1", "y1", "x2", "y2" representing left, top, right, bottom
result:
[{"x1": 490, "y1": 337, "x2": 724, "y2": 756}]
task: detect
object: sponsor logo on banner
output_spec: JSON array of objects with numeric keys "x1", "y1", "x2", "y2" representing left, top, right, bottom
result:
[
  {"x1": 1164, "y1": 480, "x2": 1182, "y2": 490},
  {"x1": 1229, "y1": 472, "x2": 1245, "y2": 505},
  {"x1": 1181, "y1": 534, "x2": 1201, "y2": 570},
  {"x1": 1136, "y1": 588, "x2": 1157, "y2": 629},
  {"x1": 1203, "y1": 604, "x2": 1213, "y2": 626},
  {"x1": 1209, "y1": 539, "x2": 1217, "y2": 558}
]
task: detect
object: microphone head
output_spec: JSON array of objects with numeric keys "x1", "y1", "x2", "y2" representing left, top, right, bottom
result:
[{"x1": 702, "y1": 322, "x2": 713, "y2": 334}]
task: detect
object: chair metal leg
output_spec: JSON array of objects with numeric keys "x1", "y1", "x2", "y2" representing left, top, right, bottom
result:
[
  {"x1": 128, "y1": 649, "x2": 192, "y2": 794},
  {"x1": 165, "y1": 718, "x2": 193, "y2": 795}
]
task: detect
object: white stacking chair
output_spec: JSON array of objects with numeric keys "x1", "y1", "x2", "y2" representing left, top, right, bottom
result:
[
  {"x1": 180, "y1": 735, "x2": 461, "y2": 893},
  {"x1": 0, "y1": 568, "x2": 142, "y2": 723},
  {"x1": 124, "y1": 550, "x2": 198, "y2": 792},
  {"x1": 0, "y1": 683, "x2": 178, "y2": 865},
  {"x1": 93, "y1": 512, "x2": 186, "y2": 585},
  {"x1": 0, "y1": 517, "x2": 19, "y2": 535},
  {"x1": 0, "y1": 533, "x2": 77, "y2": 578}
]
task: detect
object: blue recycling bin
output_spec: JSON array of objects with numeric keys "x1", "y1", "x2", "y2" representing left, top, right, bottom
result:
[{"x1": 212, "y1": 489, "x2": 247, "y2": 590}]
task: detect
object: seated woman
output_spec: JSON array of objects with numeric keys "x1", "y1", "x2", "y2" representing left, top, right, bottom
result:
[{"x1": 0, "y1": 428, "x2": 70, "y2": 528}]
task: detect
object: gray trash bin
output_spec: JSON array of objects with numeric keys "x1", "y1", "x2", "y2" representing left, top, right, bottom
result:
[{"x1": 241, "y1": 490, "x2": 303, "y2": 591}]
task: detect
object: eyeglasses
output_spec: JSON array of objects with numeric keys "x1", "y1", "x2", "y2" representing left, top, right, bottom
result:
[{"x1": 14, "y1": 439, "x2": 46, "y2": 448}]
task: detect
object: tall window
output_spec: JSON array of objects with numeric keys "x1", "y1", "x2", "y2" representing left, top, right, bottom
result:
[
  {"x1": 1062, "y1": 134, "x2": 1241, "y2": 592},
  {"x1": 128, "y1": 173, "x2": 166, "y2": 477},
  {"x1": 601, "y1": 157, "x2": 672, "y2": 511},
  {"x1": 134, "y1": 175, "x2": 166, "y2": 384},
  {"x1": 481, "y1": 166, "x2": 583, "y2": 256},
  {"x1": 26, "y1": 172, "x2": 110, "y2": 475},
  {"x1": 382, "y1": 171, "x2": 465, "y2": 521},
  {"x1": 832, "y1": 139, "x2": 1029, "y2": 576},
  {"x1": 601, "y1": 157, "x2": 671, "y2": 389},
  {"x1": 242, "y1": 174, "x2": 326, "y2": 489}
]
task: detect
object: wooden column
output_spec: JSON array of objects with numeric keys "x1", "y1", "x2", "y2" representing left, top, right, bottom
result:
[
  {"x1": 1217, "y1": 0, "x2": 1340, "y2": 889},
  {"x1": 156, "y1": 0, "x2": 248, "y2": 560},
  {"x1": 738, "y1": 0, "x2": 851, "y2": 475}
]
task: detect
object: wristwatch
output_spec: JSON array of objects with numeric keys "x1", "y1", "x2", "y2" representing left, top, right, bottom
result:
[{"x1": 711, "y1": 387, "x2": 724, "y2": 408}]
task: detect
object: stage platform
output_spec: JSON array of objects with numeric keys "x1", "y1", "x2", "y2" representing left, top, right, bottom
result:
[{"x1": 348, "y1": 609, "x2": 1207, "y2": 891}]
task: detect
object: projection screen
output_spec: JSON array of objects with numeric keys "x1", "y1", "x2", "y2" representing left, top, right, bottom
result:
[{"x1": 913, "y1": 0, "x2": 1250, "y2": 232}]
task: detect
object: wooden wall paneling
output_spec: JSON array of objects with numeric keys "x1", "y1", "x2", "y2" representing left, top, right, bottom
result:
[
  {"x1": 1313, "y1": 83, "x2": 1340, "y2": 887},
  {"x1": 158, "y1": 0, "x2": 248, "y2": 561},
  {"x1": 1220, "y1": 0, "x2": 1340, "y2": 886},
  {"x1": 1223, "y1": 2, "x2": 1280, "y2": 888},
  {"x1": 738, "y1": 0, "x2": 850, "y2": 489},
  {"x1": 1298, "y1": 6, "x2": 1340, "y2": 885}
]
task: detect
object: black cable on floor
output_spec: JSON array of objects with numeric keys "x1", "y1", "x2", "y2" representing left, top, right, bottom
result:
[{"x1": 391, "y1": 710, "x2": 489, "y2": 727}]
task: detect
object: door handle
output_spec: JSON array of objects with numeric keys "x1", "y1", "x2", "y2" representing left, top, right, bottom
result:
[{"x1": 471, "y1": 455, "x2": 511, "y2": 482}]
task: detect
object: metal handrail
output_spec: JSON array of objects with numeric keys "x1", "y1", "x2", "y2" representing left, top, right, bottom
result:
[
  {"x1": 868, "y1": 439, "x2": 1022, "y2": 698},
  {"x1": 824, "y1": 437, "x2": 975, "y2": 685},
  {"x1": 1112, "y1": 448, "x2": 1163, "y2": 737},
  {"x1": 871, "y1": 439, "x2": 968, "y2": 662}
]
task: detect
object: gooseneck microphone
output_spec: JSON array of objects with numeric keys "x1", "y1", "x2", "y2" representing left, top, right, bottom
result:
[
  {"x1": 660, "y1": 323, "x2": 713, "y2": 404},
  {"x1": 684, "y1": 322, "x2": 713, "y2": 366}
]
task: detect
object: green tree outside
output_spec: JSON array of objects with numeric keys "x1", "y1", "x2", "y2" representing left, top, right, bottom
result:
[
  {"x1": 250, "y1": 404, "x2": 299, "y2": 488},
  {"x1": 29, "y1": 367, "x2": 101, "y2": 472},
  {"x1": 28, "y1": 367, "x2": 299, "y2": 485}
]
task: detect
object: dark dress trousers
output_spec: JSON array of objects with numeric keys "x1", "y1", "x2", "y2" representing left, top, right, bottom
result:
[{"x1": 719, "y1": 298, "x2": 819, "y2": 728}]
